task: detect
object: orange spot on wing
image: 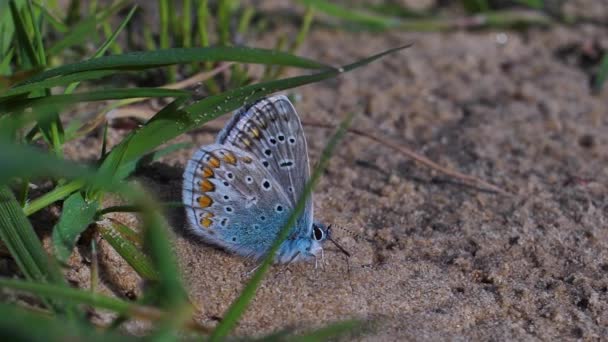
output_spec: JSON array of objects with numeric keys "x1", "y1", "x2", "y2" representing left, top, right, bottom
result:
[
  {"x1": 250, "y1": 127, "x2": 261, "y2": 139},
  {"x1": 202, "y1": 166, "x2": 214, "y2": 178},
  {"x1": 241, "y1": 156, "x2": 252, "y2": 164},
  {"x1": 197, "y1": 195, "x2": 212, "y2": 208},
  {"x1": 200, "y1": 217, "x2": 212, "y2": 228},
  {"x1": 200, "y1": 179, "x2": 215, "y2": 192},
  {"x1": 223, "y1": 152, "x2": 237, "y2": 165},
  {"x1": 208, "y1": 155, "x2": 220, "y2": 168}
]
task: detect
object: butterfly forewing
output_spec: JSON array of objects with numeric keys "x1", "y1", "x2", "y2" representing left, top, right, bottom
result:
[
  {"x1": 182, "y1": 144, "x2": 293, "y2": 258},
  {"x1": 216, "y1": 95, "x2": 313, "y2": 235}
]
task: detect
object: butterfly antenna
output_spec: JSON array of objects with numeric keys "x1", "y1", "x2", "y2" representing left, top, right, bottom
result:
[
  {"x1": 332, "y1": 224, "x2": 372, "y2": 243},
  {"x1": 326, "y1": 225, "x2": 351, "y2": 258}
]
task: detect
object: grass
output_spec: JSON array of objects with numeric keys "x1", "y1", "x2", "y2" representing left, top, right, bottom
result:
[
  {"x1": 296, "y1": 0, "x2": 552, "y2": 31},
  {"x1": 0, "y1": 0, "x2": 410, "y2": 340}
]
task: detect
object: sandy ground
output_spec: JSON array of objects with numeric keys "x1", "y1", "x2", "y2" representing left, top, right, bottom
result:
[{"x1": 36, "y1": 3, "x2": 608, "y2": 341}]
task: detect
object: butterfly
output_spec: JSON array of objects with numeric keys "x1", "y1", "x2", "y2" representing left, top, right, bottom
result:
[{"x1": 182, "y1": 95, "x2": 348, "y2": 263}]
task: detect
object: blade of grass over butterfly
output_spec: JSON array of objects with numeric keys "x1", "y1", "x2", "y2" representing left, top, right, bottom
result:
[
  {"x1": 210, "y1": 111, "x2": 357, "y2": 340},
  {"x1": 52, "y1": 192, "x2": 99, "y2": 264},
  {"x1": 18, "y1": 47, "x2": 333, "y2": 85},
  {"x1": 120, "y1": 44, "x2": 411, "y2": 163},
  {"x1": 1, "y1": 88, "x2": 189, "y2": 113},
  {"x1": 140, "y1": 189, "x2": 188, "y2": 309}
]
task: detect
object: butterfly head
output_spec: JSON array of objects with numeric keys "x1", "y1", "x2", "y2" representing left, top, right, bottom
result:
[
  {"x1": 311, "y1": 221, "x2": 328, "y2": 242},
  {"x1": 276, "y1": 222, "x2": 351, "y2": 263}
]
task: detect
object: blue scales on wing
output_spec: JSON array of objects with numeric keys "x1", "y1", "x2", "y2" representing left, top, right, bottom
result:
[
  {"x1": 216, "y1": 95, "x2": 313, "y2": 239},
  {"x1": 182, "y1": 144, "x2": 293, "y2": 258}
]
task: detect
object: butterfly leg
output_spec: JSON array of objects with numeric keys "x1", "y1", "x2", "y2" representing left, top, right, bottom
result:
[
  {"x1": 320, "y1": 248, "x2": 327, "y2": 270},
  {"x1": 246, "y1": 262, "x2": 262, "y2": 276}
]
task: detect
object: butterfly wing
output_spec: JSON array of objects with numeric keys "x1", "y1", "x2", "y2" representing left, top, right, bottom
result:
[
  {"x1": 182, "y1": 144, "x2": 294, "y2": 258},
  {"x1": 216, "y1": 95, "x2": 313, "y2": 238}
]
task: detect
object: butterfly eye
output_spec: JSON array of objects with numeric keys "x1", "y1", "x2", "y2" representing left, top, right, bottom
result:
[{"x1": 312, "y1": 225, "x2": 324, "y2": 241}]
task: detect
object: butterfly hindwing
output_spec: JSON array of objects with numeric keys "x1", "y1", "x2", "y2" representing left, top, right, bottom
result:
[
  {"x1": 182, "y1": 144, "x2": 294, "y2": 258},
  {"x1": 216, "y1": 95, "x2": 313, "y2": 237}
]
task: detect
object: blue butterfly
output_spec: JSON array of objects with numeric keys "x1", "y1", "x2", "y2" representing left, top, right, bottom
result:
[{"x1": 183, "y1": 95, "x2": 347, "y2": 263}]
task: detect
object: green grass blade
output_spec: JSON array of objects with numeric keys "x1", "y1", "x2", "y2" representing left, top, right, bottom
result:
[
  {"x1": 62, "y1": 5, "x2": 138, "y2": 95},
  {"x1": 461, "y1": 0, "x2": 490, "y2": 13},
  {"x1": 514, "y1": 0, "x2": 544, "y2": 9},
  {"x1": 0, "y1": 276, "x2": 155, "y2": 317},
  {"x1": 97, "y1": 220, "x2": 157, "y2": 280},
  {"x1": 24, "y1": 179, "x2": 85, "y2": 216},
  {"x1": 25, "y1": 0, "x2": 46, "y2": 66},
  {"x1": 9, "y1": 0, "x2": 39, "y2": 69},
  {"x1": 47, "y1": 18, "x2": 98, "y2": 56},
  {"x1": 0, "y1": 142, "x2": 106, "y2": 188},
  {"x1": 94, "y1": 5, "x2": 137, "y2": 58},
  {"x1": 114, "y1": 142, "x2": 192, "y2": 181},
  {"x1": 196, "y1": 0, "x2": 209, "y2": 48},
  {"x1": 51, "y1": 192, "x2": 99, "y2": 263},
  {"x1": 296, "y1": 0, "x2": 399, "y2": 30},
  {"x1": 18, "y1": 46, "x2": 333, "y2": 85},
  {"x1": 182, "y1": 0, "x2": 192, "y2": 48},
  {"x1": 0, "y1": 186, "x2": 70, "y2": 313},
  {"x1": 86, "y1": 132, "x2": 129, "y2": 200},
  {"x1": 0, "y1": 302, "x2": 132, "y2": 342},
  {"x1": 1, "y1": 88, "x2": 189, "y2": 113},
  {"x1": 0, "y1": 186, "x2": 54, "y2": 282},
  {"x1": 31, "y1": 1, "x2": 68, "y2": 33},
  {"x1": 0, "y1": 69, "x2": 116, "y2": 98},
  {"x1": 119, "y1": 44, "x2": 411, "y2": 163},
  {"x1": 256, "y1": 320, "x2": 365, "y2": 342},
  {"x1": 0, "y1": 0, "x2": 20, "y2": 60},
  {"x1": 210, "y1": 111, "x2": 357, "y2": 340},
  {"x1": 217, "y1": 0, "x2": 236, "y2": 46},
  {"x1": 12, "y1": 1, "x2": 65, "y2": 158},
  {"x1": 159, "y1": 0, "x2": 169, "y2": 50},
  {"x1": 0, "y1": 142, "x2": 190, "y2": 311},
  {"x1": 141, "y1": 198, "x2": 188, "y2": 309}
]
